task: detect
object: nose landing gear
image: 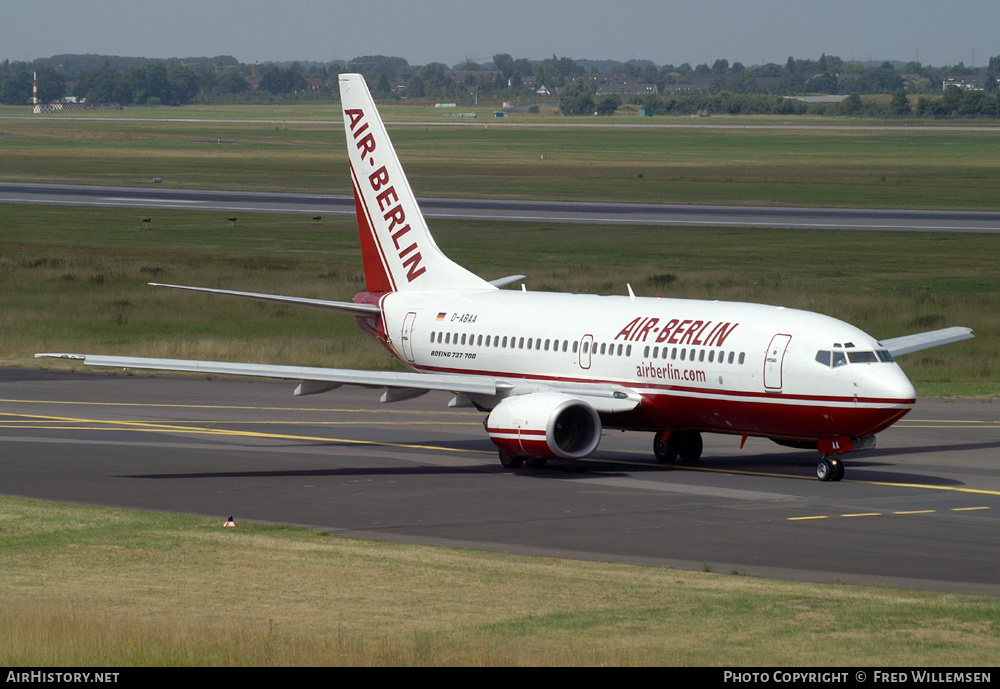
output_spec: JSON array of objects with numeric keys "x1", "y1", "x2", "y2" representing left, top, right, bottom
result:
[{"x1": 816, "y1": 455, "x2": 845, "y2": 482}]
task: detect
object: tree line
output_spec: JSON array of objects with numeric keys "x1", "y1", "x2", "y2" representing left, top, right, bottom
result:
[{"x1": 2, "y1": 52, "x2": 1000, "y2": 118}]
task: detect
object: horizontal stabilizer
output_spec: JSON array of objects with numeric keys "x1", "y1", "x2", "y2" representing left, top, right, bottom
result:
[
  {"x1": 489, "y1": 275, "x2": 526, "y2": 288},
  {"x1": 881, "y1": 326, "x2": 974, "y2": 356},
  {"x1": 149, "y1": 283, "x2": 381, "y2": 316}
]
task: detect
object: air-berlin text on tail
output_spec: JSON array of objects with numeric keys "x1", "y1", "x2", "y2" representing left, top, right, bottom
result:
[
  {"x1": 345, "y1": 107, "x2": 426, "y2": 283},
  {"x1": 615, "y1": 316, "x2": 739, "y2": 346}
]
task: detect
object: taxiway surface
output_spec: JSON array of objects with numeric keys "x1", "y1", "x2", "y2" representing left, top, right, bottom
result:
[
  {"x1": 2, "y1": 368, "x2": 999, "y2": 595},
  {"x1": 4, "y1": 182, "x2": 1000, "y2": 232}
]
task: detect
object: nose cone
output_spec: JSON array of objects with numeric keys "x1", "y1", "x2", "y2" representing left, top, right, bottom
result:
[{"x1": 866, "y1": 364, "x2": 916, "y2": 405}]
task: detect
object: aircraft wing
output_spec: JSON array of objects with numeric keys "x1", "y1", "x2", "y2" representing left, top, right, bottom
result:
[
  {"x1": 35, "y1": 353, "x2": 497, "y2": 395},
  {"x1": 880, "y1": 326, "x2": 974, "y2": 356},
  {"x1": 33, "y1": 353, "x2": 641, "y2": 413},
  {"x1": 148, "y1": 283, "x2": 381, "y2": 316}
]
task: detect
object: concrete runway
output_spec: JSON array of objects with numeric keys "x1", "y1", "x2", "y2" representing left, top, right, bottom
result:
[{"x1": 3, "y1": 368, "x2": 999, "y2": 595}]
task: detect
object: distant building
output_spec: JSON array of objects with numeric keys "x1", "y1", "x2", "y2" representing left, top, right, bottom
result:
[
  {"x1": 836, "y1": 73, "x2": 861, "y2": 89},
  {"x1": 581, "y1": 73, "x2": 629, "y2": 85},
  {"x1": 595, "y1": 81, "x2": 658, "y2": 96},
  {"x1": 662, "y1": 78, "x2": 714, "y2": 94},
  {"x1": 942, "y1": 75, "x2": 991, "y2": 91}
]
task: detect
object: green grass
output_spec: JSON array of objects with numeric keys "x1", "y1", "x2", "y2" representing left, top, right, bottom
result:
[
  {"x1": 2, "y1": 496, "x2": 998, "y2": 666},
  {"x1": 3, "y1": 110, "x2": 1000, "y2": 207}
]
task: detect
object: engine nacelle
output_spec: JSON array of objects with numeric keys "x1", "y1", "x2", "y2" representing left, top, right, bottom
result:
[{"x1": 485, "y1": 392, "x2": 601, "y2": 460}]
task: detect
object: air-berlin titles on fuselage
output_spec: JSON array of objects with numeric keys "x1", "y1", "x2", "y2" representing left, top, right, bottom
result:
[
  {"x1": 614, "y1": 316, "x2": 739, "y2": 347},
  {"x1": 346, "y1": 107, "x2": 426, "y2": 283}
]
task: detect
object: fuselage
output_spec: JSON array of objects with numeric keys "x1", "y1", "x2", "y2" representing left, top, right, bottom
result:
[{"x1": 359, "y1": 288, "x2": 917, "y2": 445}]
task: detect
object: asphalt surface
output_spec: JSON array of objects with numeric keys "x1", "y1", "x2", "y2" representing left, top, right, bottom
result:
[
  {"x1": 3, "y1": 368, "x2": 999, "y2": 595},
  {"x1": 4, "y1": 181, "x2": 1000, "y2": 231}
]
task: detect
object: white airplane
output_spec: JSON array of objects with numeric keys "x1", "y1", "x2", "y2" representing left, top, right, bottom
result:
[{"x1": 38, "y1": 73, "x2": 974, "y2": 482}]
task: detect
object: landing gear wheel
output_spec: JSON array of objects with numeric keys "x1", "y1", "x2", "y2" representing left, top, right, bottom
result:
[
  {"x1": 831, "y1": 458, "x2": 845, "y2": 482},
  {"x1": 817, "y1": 455, "x2": 844, "y2": 482},
  {"x1": 499, "y1": 449, "x2": 524, "y2": 469},
  {"x1": 653, "y1": 430, "x2": 679, "y2": 463},
  {"x1": 525, "y1": 457, "x2": 548, "y2": 468},
  {"x1": 677, "y1": 432, "x2": 703, "y2": 464}
]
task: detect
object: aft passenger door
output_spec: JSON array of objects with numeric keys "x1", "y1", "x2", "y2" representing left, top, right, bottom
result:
[
  {"x1": 401, "y1": 311, "x2": 417, "y2": 362},
  {"x1": 764, "y1": 334, "x2": 792, "y2": 390}
]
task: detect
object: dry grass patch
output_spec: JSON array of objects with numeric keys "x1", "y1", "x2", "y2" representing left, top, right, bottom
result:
[{"x1": 1, "y1": 497, "x2": 999, "y2": 666}]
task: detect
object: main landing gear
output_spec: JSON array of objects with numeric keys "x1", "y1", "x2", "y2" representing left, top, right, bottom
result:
[
  {"x1": 653, "y1": 430, "x2": 703, "y2": 464},
  {"x1": 498, "y1": 450, "x2": 548, "y2": 469},
  {"x1": 816, "y1": 455, "x2": 845, "y2": 482}
]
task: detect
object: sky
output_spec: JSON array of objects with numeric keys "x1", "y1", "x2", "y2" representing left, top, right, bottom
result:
[{"x1": 3, "y1": 0, "x2": 997, "y2": 69}]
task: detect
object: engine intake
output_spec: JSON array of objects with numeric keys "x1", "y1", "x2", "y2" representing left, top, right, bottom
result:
[{"x1": 486, "y1": 392, "x2": 601, "y2": 460}]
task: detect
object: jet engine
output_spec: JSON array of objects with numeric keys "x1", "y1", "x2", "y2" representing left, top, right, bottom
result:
[{"x1": 485, "y1": 392, "x2": 601, "y2": 460}]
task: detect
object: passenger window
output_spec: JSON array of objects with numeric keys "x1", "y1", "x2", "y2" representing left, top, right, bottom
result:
[
  {"x1": 617, "y1": 344, "x2": 623, "y2": 356},
  {"x1": 445, "y1": 333, "x2": 450, "y2": 344},
  {"x1": 709, "y1": 350, "x2": 715, "y2": 363},
  {"x1": 600, "y1": 343, "x2": 606, "y2": 355},
  {"x1": 573, "y1": 341, "x2": 579, "y2": 354},
  {"x1": 626, "y1": 345, "x2": 632, "y2": 356},
  {"x1": 518, "y1": 337, "x2": 524, "y2": 349},
  {"x1": 699, "y1": 350, "x2": 705, "y2": 362},
  {"x1": 461, "y1": 334, "x2": 467, "y2": 345},
  {"x1": 728, "y1": 351, "x2": 735, "y2": 364},
  {"x1": 653, "y1": 346, "x2": 659, "y2": 358},
  {"x1": 738, "y1": 352, "x2": 745, "y2": 365}
]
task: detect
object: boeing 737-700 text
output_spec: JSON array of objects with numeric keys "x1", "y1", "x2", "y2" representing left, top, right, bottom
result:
[{"x1": 38, "y1": 74, "x2": 974, "y2": 481}]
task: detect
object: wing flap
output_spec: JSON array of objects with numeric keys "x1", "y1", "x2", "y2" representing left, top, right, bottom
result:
[{"x1": 880, "y1": 327, "x2": 974, "y2": 356}]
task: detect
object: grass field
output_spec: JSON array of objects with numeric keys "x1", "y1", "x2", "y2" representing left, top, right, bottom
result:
[
  {"x1": 2, "y1": 496, "x2": 999, "y2": 666},
  {"x1": 3, "y1": 107, "x2": 1000, "y2": 208}
]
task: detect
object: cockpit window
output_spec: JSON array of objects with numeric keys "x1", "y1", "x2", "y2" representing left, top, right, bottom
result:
[{"x1": 816, "y1": 349, "x2": 891, "y2": 367}]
